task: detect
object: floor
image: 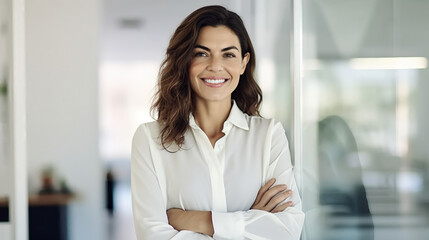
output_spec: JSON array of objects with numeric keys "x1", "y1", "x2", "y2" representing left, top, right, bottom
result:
[{"x1": 107, "y1": 182, "x2": 136, "y2": 240}]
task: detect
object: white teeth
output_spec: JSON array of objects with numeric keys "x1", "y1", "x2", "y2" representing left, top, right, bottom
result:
[{"x1": 203, "y1": 79, "x2": 226, "y2": 84}]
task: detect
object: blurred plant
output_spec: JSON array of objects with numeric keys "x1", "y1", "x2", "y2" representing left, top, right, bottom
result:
[
  {"x1": 60, "y1": 178, "x2": 72, "y2": 194},
  {"x1": 42, "y1": 165, "x2": 54, "y2": 177},
  {"x1": 1, "y1": 66, "x2": 7, "y2": 96},
  {"x1": 39, "y1": 165, "x2": 56, "y2": 194},
  {"x1": 0, "y1": 82, "x2": 6, "y2": 96}
]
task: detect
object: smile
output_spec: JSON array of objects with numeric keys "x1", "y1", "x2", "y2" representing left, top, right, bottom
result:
[
  {"x1": 201, "y1": 77, "x2": 230, "y2": 87},
  {"x1": 203, "y1": 78, "x2": 227, "y2": 84}
]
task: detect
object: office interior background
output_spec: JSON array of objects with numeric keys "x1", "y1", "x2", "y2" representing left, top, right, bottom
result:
[{"x1": 1, "y1": 0, "x2": 429, "y2": 239}]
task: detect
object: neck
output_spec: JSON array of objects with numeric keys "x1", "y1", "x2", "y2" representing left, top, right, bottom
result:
[{"x1": 193, "y1": 98, "x2": 232, "y2": 145}]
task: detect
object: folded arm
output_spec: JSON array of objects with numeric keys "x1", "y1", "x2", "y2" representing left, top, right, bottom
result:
[
  {"x1": 167, "y1": 177, "x2": 301, "y2": 239},
  {"x1": 131, "y1": 125, "x2": 213, "y2": 239},
  {"x1": 167, "y1": 122, "x2": 305, "y2": 239},
  {"x1": 167, "y1": 177, "x2": 303, "y2": 240},
  {"x1": 132, "y1": 122, "x2": 304, "y2": 240}
]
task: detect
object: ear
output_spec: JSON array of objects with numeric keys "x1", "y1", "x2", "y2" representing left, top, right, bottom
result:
[{"x1": 240, "y1": 52, "x2": 250, "y2": 75}]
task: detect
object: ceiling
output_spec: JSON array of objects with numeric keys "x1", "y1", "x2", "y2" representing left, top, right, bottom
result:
[
  {"x1": 101, "y1": 0, "x2": 429, "y2": 63},
  {"x1": 101, "y1": 0, "x2": 245, "y2": 62}
]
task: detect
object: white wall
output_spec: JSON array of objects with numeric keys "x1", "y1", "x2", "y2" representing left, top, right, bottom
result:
[
  {"x1": 0, "y1": 223, "x2": 10, "y2": 240},
  {"x1": 25, "y1": 0, "x2": 104, "y2": 240}
]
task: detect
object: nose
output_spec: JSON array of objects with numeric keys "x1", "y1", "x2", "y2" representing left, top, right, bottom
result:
[{"x1": 206, "y1": 56, "x2": 223, "y2": 72}]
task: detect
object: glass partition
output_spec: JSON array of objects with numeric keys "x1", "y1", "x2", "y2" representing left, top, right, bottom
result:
[
  {"x1": 255, "y1": 0, "x2": 293, "y2": 136},
  {"x1": 0, "y1": 0, "x2": 10, "y2": 224},
  {"x1": 0, "y1": 0, "x2": 11, "y2": 238},
  {"x1": 301, "y1": 0, "x2": 429, "y2": 239}
]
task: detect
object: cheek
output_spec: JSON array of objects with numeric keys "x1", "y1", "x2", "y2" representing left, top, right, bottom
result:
[
  {"x1": 230, "y1": 63, "x2": 245, "y2": 76},
  {"x1": 189, "y1": 61, "x2": 204, "y2": 77},
  {"x1": 188, "y1": 67, "x2": 202, "y2": 90},
  {"x1": 188, "y1": 63, "x2": 195, "y2": 76}
]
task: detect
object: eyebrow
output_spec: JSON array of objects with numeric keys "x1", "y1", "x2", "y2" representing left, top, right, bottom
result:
[{"x1": 195, "y1": 45, "x2": 239, "y2": 52}]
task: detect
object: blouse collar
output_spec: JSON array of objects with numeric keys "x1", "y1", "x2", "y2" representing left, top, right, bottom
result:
[{"x1": 189, "y1": 100, "x2": 249, "y2": 131}]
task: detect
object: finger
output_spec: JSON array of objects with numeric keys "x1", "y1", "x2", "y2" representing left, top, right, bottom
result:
[
  {"x1": 271, "y1": 201, "x2": 293, "y2": 213},
  {"x1": 259, "y1": 184, "x2": 288, "y2": 207},
  {"x1": 265, "y1": 190, "x2": 292, "y2": 211},
  {"x1": 254, "y1": 178, "x2": 276, "y2": 205}
]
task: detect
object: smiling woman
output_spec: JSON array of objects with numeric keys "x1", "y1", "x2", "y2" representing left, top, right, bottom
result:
[
  {"x1": 131, "y1": 5, "x2": 304, "y2": 239},
  {"x1": 189, "y1": 26, "x2": 249, "y2": 108}
]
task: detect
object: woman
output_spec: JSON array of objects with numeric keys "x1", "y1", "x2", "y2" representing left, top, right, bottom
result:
[{"x1": 131, "y1": 5, "x2": 304, "y2": 239}]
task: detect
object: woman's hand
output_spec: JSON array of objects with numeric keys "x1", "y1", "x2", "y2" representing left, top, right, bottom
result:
[
  {"x1": 251, "y1": 178, "x2": 293, "y2": 213},
  {"x1": 166, "y1": 208, "x2": 214, "y2": 236}
]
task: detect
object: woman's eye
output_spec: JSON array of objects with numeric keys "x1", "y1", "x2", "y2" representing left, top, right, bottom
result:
[
  {"x1": 195, "y1": 52, "x2": 207, "y2": 57},
  {"x1": 224, "y1": 53, "x2": 236, "y2": 58}
]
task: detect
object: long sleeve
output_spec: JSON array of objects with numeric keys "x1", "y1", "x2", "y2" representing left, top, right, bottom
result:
[
  {"x1": 131, "y1": 124, "x2": 213, "y2": 240},
  {"x1": 211, "y1": 122, "x2": 305, "y2": 240}
]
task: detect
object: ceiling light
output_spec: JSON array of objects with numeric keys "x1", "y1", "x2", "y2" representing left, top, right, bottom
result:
[{"x1": 349, "y1": 57, "x2": 427, "y2": 70}]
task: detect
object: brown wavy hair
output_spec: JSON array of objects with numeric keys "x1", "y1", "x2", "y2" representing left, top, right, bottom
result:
[{"x1": 151, "y1": 5, "x2": 262, "y2": 149}]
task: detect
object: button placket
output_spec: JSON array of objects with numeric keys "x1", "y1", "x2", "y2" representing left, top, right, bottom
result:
[{"x1": 193, "y1": 128, "x2": 227, "y2": 212}]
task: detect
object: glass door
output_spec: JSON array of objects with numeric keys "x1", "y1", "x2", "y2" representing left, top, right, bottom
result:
[{"x1": 301, "y1": 0, "x2": 429, "y2": 239}]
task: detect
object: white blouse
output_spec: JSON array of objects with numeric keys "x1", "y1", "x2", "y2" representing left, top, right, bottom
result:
[{"x1": 131, "y1": 103, "x2": 305, "y2": 240}]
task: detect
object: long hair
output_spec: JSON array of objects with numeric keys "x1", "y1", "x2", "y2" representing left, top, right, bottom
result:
[{"x1": 151, "y1": 5, "x2": 262, "y2": 149}]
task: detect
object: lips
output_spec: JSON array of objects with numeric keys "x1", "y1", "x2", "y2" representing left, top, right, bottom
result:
[
  {"x1": 201, "y1": 77, "x2": 229, "y2": 87},
  {"x1": 204, "y1": 78, "x2": 226, "y2": 84}
]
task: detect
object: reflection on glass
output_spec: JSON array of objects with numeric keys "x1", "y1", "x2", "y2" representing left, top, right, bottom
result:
[
  {"x1": 318, "y1": 116, "x2": 373, "y2": 239},
  {"x1": 302, "y1": 0, "x2": 429, "y2": 239},
  {"x1": 0, "y1": 0, "x2": 10, "y2": 222}
]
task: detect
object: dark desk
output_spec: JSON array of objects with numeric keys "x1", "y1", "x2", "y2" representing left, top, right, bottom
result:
[{"x1": 0, "y1": 194, "x2": 74, "y2": 240}]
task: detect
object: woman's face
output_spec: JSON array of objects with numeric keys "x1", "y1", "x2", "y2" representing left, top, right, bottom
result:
[{"x1": 189, "y1": 25, "x2": 249, "y2": 105}]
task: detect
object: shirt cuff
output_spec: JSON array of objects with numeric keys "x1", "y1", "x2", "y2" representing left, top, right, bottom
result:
[{"x1": 211, "y1": 211, "x2": 244, "y2": 239}]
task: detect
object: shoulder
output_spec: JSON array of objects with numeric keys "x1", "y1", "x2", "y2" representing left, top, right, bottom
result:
[
  {"x1": 245, "y1": 115, "x2": 289, "y2": 147},
  {"x1": 143, "y1": 121, "x2": 162, "y2": 135},
  {"x1": 133, "y1": 121, "x2": 182, "y2": 152},
  {"x1": 132, "y1": 121, "x2": 161, "y2": 146},
  {"x1": 245, "y1": 115, "x2": 284, "y2": 133}
]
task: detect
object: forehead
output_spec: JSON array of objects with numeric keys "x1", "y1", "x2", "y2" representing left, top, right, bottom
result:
[{"x1": 196, "y1": 25, "x2": 241, "y2": 50}]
